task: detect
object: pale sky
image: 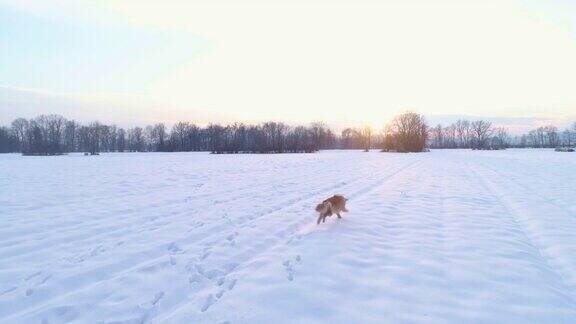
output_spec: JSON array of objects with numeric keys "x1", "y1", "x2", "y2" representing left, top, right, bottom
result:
[{"x1": 1, "y1": 0, "x2": 575, "y2": 131}]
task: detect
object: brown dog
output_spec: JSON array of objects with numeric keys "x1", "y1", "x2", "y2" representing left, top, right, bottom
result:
[{"x1": 315, "y1": 195, "x2": 349, "y2": 224}]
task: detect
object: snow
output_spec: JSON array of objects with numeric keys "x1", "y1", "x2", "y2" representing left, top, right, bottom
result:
[{"x1": 1, "y1": 149, "x2": 576, "y2": 323}]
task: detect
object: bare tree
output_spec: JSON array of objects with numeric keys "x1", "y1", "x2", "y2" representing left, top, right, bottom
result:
[
  {"x1": 107, "y1": 125, "x2": 118, "y2": 152},
  {"x1": 340, "y1": 128, "x2": 363, "y2": 149},
  {"x1": 444, "y1": 124, "x2": 457, "y2": 148},
  {"x1": 11, "y1": 118, "x2": 28, "y2": 152},
  {"x1": 116, "y1": 128, "x2": 126, "y2": 152},
  {"x1": 454, "y1": 119, "x2": 471, "y2": 148},
  {"x1": 18, "y1": 115, "x2": 67, "y2": 155},
  {"x1": 78, "y1": 122, "x2": 102, "y2": 155},
  {"x1": 570, "y1": 122, "x2": 576, "y2": 147},
  {"x1": 562, "y1": 128, "x2": 575, "y2": 147},
  {"x1": 128, "y1": 127, "x2": 145, "y2": 152},
  {"x1": 536, "y1": 127, "x2": 546, "y2": 147},
  {"x1": 543, "y1": 125, "x2": 559, "y2": 147},
  {"x1": 429, "y1": 124, "x2": 443, "y2": 149},
  {"x1": 144, "y1": 123, "x2": 167, "y2": 152},
  {"x1": 492, "y1": 127, "x2": 509, "y2": 149},
  {"x1": 310, "y1": 122, "x2": 328, "y2": 151},
  {"x1": 362, "y1": 125, "x2": 372, "y2": 151},
  {"x1": 0, "y1": 126, "x2": 17, "y2": 153},
  {"x1": 286, "y1": 126, "x2": 313, "y2": 152},
  {"x1": 4, "y1": 114, "x2": 343, "y2": 155},
  {"x1": 381, "y1": 124, "x2": 395, "y2": 152},
  {"x1": 45, "y1": 115, "x2": 67, "y2": 154},
  {"x1": 99, "y1": 125, "x2": 112, "y2": 152},
  {"x1": 527, "y1": 129, "x2": 539, "y2": 147},
  {"x1": 386, "y1": 112, "x2": 428, "y2": 152},
  {"x1": 170, "y1": 121, "x2": 189, "y2": 151},
  {"x1": 64, "y1": 120, "x2": 78, "y2": 152},
  {"x1": 470, "y1": 120, "x2": 493, "y2": 149},
  {"x1": 206, "y1": 124, "x2": 224, "y2": 153}
]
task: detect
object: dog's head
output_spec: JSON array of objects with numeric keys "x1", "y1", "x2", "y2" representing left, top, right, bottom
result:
[{"x1": 334, "y1": 195, "x2": 349, "y2": 211}]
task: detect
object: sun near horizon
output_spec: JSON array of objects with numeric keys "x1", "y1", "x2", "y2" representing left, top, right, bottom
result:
[{"x1": 1, "y1": 0, "x2": 576, "y2": 131}]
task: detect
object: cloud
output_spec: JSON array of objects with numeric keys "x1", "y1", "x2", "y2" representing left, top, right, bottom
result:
[
  {"x1": 0, "y1": 86, "x2": 233, "y2": 127},
  {"x1": 1, "y1": 0, "x2": 576, "y2": 125},
  {"x1": 2, "y1": 86, "x2": 573, "y2": 134}
]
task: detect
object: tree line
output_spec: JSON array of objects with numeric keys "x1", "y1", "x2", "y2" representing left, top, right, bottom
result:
[
  {"x1": 428, "y1": 120, "x2": 509, "y2": 150},
  {"x1": 1, "y1": 113, "x2": 574, "y2": 155},
  {"x1": 518, "y1": 125, "x2": 576, "y2": 148},
  {"x1": 0, "y1": 115, "x2": 339, "y2": 155},
  {"x1": 428, "y1": 119, "x2": 576, "y2": 150}
]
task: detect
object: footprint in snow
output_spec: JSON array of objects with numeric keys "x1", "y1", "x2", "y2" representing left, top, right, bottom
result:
[
  {"x1": 226, "y1": 232, "x2": 238, "y2": 245},
  {"x1": 200, "y1": 246, "x2": 212, "y2": 260},
  {"x1": 282, "y1": 260, "x2": 295, "y2": 281},
  {"x1": 151, "y1": 291, "x2": 164, "y2": 306},
  {"x1": 194, "y1": 264, "x2": 206, "y2": 276},
  {"x1": 200, "y1": 250, "x2": 212, "y2": 260},
  {"x1": 201, "y1": 294, "x2": 215, "y2": 312},
  {"x1": 189, "y1": 273, "x2": 203, "y2": 285},
  {"x1": 227, "y1": 279, "x2": 237, "y2": 291},
  {"x1": 282, "y1": 255, "x2": 302, "y2": 281},
  {"x1": 167, "y1": 242, "x2": 183, "y2": 254},
  {"x1": 90, "y1": 245, "x2": 106, "y2": 257},
  {"x1": 22, "y1": 271, "x2": 52, "y2": 296},
  {"x1": 193, "y1": 264, "x2": 222, "y2": 280}
]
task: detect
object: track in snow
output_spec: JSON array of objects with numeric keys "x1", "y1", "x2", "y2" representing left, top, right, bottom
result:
[{"x1": 0, "y1": 150, "x2": 575, "y2": 323}]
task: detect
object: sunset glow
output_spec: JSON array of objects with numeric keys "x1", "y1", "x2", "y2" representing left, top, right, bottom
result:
[{"x1": 1, "y1": 0, "x2": 576, "y2": 130}]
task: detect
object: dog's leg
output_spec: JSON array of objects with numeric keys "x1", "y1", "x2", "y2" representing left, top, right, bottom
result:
[
  {"x1": 317, "y1": 214, "x2": 323, "y2": 225},
  {"x1": 322, "y1": 215, "x2": 327, "y2": 223},
  {"x1": 336, "y1": 212, "x2": 342, "y2": 219}
]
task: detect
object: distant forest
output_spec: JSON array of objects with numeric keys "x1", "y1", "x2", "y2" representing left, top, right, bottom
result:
[
  {"x1": 0, "y1": 113, "x2": 574, "y2": 155},
  {"x1": 428, "y1": 121, "x2": 576, "y2": 150}
]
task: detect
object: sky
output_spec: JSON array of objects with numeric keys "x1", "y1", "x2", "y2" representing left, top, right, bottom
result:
[{"x1": 1, "y1": 0, "x2": 576, "y2": 132}]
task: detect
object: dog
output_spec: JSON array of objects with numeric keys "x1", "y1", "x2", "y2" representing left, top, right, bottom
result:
[{"x1": 315, "y1": 195, "x2": 349, "y2": 224}]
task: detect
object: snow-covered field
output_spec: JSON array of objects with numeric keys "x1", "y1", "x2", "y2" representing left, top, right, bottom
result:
[{"x1": 1, "y1": 150, "x2": 576, "y2": 323}]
